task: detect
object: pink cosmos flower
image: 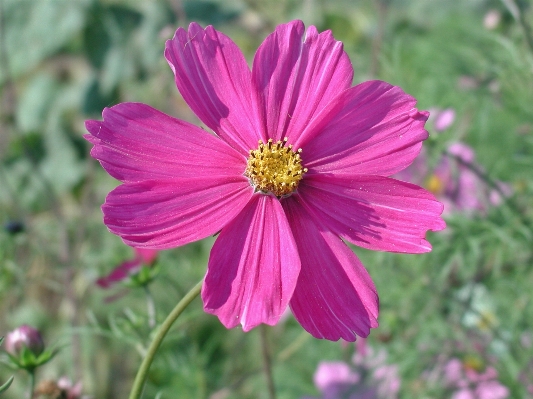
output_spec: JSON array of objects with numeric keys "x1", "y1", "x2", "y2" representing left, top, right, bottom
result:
[
  {"x1": 85, "y1": 20, "x2": 445, "y2": 341},
  {"x1": 304, "y1": 339, "x2": 400, "y2": 399},
  {"x1": 4, "y1": 324, "x2": 45, "y2": 357},
  {"x1": 57, "y1": 377, "x2": 84, "y2": 399},
  {"x1": 96, "y1": 247, "x2": 158, "y2": 288},
  {"x1": 444, "y1": 358, "x2": 509, "y2": 399},
  {"x1": 313, "y1": 361, "x2": 362, "y2": 399},
  {"x1": 396, "y1": 142, "x2": 511, "y2": 215},
  {"x1": 35, "y1": 377, "x2": 86, "y2": 399},
  {"x1": 431, "y1": 108, "x2": 456, "y2": 132}
]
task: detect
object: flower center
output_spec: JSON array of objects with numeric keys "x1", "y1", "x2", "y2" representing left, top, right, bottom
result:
[{"x1": 245, "y1": 138, "x2": 307, "y2": 197}]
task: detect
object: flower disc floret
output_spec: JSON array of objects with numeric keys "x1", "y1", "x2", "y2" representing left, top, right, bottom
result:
[{"x1": 245, "y1": 138, "x2": 307, "y2": 197}]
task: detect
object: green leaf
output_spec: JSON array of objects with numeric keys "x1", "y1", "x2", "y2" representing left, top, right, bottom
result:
[
  {"x1": 15, "y1": 74, "x2": 60, "y2": 133},
  {"x1": 1, "y1": 0, "x2": 90, "y2": 82},
  {"x1": 0, "y1": 376, "x2": 14, "y2": 394},
  {"x1": 183, "y1": 1, "x2": 239, "y2": 25}
]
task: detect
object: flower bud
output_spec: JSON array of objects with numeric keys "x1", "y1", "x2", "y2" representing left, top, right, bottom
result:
[{"x1": 4, "y1": 325, "x2": 45, "y2": 358}]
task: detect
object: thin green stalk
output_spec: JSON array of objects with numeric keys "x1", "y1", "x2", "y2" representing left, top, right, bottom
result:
[
  {"x1": 144, "y1": 285, "x2": 156, "y2": 330},
  {"x1": 277, "y1": 330, "x2": 311, "y2": 362},
  {"x1": 260, "y1": 325, "x2": 276, "y2": 399},
  {"x1": 27, "y1": 370, "x2": 35, "y2": 399},
  {"x1": 501, "y1": 0, "x2": 533, "y2": 54},
  {"x1": 128, "y1": 280, "x2": 203, "y2": 399}
]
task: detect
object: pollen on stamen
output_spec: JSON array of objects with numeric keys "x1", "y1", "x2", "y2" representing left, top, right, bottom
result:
[{"x1": 245, "y1": 138, "x2": 307, "y2": 197}]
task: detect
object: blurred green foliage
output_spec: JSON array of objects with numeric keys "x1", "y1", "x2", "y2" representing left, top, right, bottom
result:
[{"x1": 1, "y1": 0, "x2": 532, "y2": 398}]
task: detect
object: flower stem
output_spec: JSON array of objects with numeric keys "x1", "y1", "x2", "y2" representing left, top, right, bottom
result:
[
  {"x1": 260, "y1": 325, "x2": 276, "y2": 399},
  {"x1": 501, "y1": 0, "x2": 533, "y2": 54},
  {"x1": 128, "y1": 279, "x2": 203, "y2": 399},
  {"x1": 27, "y1": 370, "x2": 35, "y2": 399},
  {"x1": 277, "y1": 330, "x2": 310, "y2": 362},
  {"x1": 144, "y1": 285, "x2": 156, "y2": 330}
]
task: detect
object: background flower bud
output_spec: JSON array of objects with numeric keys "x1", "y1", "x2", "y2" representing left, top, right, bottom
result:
[{"x1": 4, "y1": 325, "x2": 45, "y2": 358}]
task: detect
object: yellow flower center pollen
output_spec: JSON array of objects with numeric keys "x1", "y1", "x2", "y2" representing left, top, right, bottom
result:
[
  {"x1": 426, "y1": 174, "x2": 445, "y2": 195},
  {"x1": 245, "y1": 138, "x2": 307, "y2": 197}
]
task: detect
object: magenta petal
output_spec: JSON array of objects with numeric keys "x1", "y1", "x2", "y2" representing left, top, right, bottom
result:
[
  {"x1": 134, "y1": 248, "x2": 158, "y2": 264},
  {"x1": 284, "y1": 198, "x2": 379, "y2": 341},
  {"x1": 165, "y1": 23, "x2": 262, "y2": 154},
  {"x1": 103, "y1": 177, "x2": 252, "y2": 249},
  {"x1": 299, "y1": 175, "x2": 446, "y2": 253},
  {"x1": 96, "y1": 259, "x2": 141, "y2": 288},
  {"x1": 251, "y1": 20, "x2": 353, "y2": 142},
  {"x1": 85, "y1": 103, "x2": 245, "y2": 182},
  {"x1": 203, "y1": 195, "x2": 300, "y2": 331},
  {"x1": 296, "y1": 81, "x2": 428, "y2": 176}
]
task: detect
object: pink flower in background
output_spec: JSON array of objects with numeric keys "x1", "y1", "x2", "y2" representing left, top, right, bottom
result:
[
  {"x1": 437, "y1": 143, "x2": 482, "y2": 213},
  {"x1": 304, "y1": 339, "x2": 400, "y2": 399},
  {"x1": 444, "y1": 358, "x2": 509, "y2": 399},
  {"x1": 313, "y1": 362, "x2": 362, "y2": 399},
  {"x1": 397, "y1": 141, "x2": 511, "y2": 215},
  {"x1": 431, "y1": 108, "x2": 456, "y2": 132},
  {"x1": 57, "y1": 377, "x2": 84, "y2": 399},
  {"x1": 85, "y1": 20, "x2": 445, "y2": 340},
  {"x1": 440, "y1": 143, "x2": 511, "y2": 214},
  {"x1": 483, "y1": 10, "x2": 501, "y2": 30},
  {"x1": 96, "y1": 247, "x2": 158, "y2": 288},
  {"x1": 4, "y1": 324, "x2": 45, "y2": 357},
  {"x1": 35, "y1": 377, "x2": 86, "y2": 399}
]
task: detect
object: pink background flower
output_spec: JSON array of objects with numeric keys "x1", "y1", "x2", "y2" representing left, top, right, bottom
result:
[
  {"x1": 96, "y1": 247, "x2": 159, "y2": 288},
  {"x1": 444, "y1": 358, "x2": 509, "y2": 399}
]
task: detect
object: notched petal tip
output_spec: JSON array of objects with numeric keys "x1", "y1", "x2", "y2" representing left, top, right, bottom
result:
[
  {"x1": 417, "y1": 109, "x2": 430, "y2": 121},
  {"x1": 84, "y1": 119, "x2": 100, "y2": 132},
  {"x1": 164, "y1": 20, "x2": 260, "y2": 154},
  {"x1": 285, "y1": 200, "x2": 379, "y2": 342},
  {"x1": 202, "y1": 196, "x2": 300, "y2": 332},
  {"x1": 299, "y1": 175, "x2": 446, "y2": 255}
]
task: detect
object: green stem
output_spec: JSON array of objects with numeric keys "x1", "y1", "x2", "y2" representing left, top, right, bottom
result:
[
  {"x1": 27, "y1": 370, "x2": 35, "y2": 399},
  {"x1": 501, "y1": 0, "x2": 533, "y2": 54},
  {"x1": 260, "y1": 325, "x2": 276, "y2": 399},
  {"x1": 144, "y1": 285, "x2": 156, "y2": 330},
  {"x1": 128, "y1": 279, "x2": 203, "y2": 399},
  {"x1": 276, "y1": 330, "x2": 311, "y2": 362}
]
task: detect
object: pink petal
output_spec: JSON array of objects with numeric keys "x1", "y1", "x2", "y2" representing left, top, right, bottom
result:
[
  {"x1": 103, "y1": 177, "x2": 252, "y2": 249},
  {"x1": 298, "y1": 174, "x2": 445, "y2": 253},
  {"x1": 85, "y1": 103, "x2": 245, "y2": 182},
  {"x1": 445, "y1": 359, "x2": 465, "y2": 385},
  {"x1": 475, "y1": 381, "x2": 509, "y2": 399},
  {"x1": 452, "y1": 389, "x2": 476, "y2": 399},
  {"x1": 202, "y1": 195, "x2": 300, "y2": 331},
  {"x1": 284, "y1": 197, "x2": 378, "y2": 341},
  {"x1": 314, "y1": 361, "x2": 360, "y2": 395},
  {"x1": 96, "y1": 259, "x2": 142, "y2": 288},
  {"x1": 252, "y1": 20, "x2": 353, "y2": 143},
  {"x1": 433, "y1": 108, "x2": 455, "y2": 132},
  {"x1": 134, "y1": 248, "x2": 159, "y2": 264},
  {"x1": 165, "y1": 23, "x2": 262, "y2": 155},
  {"x1": 448, "y1": 142, "x2": 475, "y2": 163},
  {"x1": 295, "y1": 80, "x2": 428, "y2": 176}
]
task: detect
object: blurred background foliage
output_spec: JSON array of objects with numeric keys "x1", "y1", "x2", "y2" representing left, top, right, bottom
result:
[{"x1": 0, "y1": 0, "x2": 532, "y2": 398}]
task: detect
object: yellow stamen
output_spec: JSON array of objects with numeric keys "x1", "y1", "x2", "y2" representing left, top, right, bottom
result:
[
  {"x1": 426, "y1": 174, "x2": 444, "y2": 195},
  {"x1": 245, "y1": 138, "x2": 307, "y2": 197},
  {"x1": 462, "y1": 354, "x2": 485, "y2": 372}
]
